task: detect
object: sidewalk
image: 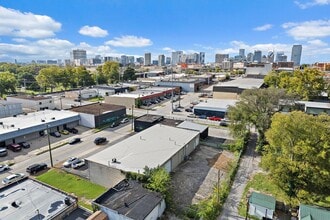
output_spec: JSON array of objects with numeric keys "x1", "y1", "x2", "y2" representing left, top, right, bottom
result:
[{"x1": 218, "y1": 133, "x2": 260, "y2": 220}]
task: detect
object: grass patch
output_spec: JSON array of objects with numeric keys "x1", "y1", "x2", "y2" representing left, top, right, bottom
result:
[
  {"x1": 87, "y1": 97, "x2": 104, "y2": 102},
  {"x1": 36, "y1": 169, "x2": 107, "y2": 209}
]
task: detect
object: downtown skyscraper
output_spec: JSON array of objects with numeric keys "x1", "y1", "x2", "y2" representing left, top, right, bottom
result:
[{"x1": 291, "y1": 45, "x2": 302, "y2": 66}]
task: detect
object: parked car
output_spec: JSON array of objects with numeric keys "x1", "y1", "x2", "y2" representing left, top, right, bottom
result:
[
  {"x1": 185, "y1": 108, "x2": 193, "y2": 112},
  {"x1": 2, "y1": 173, "x2": 25, "y2": 185},
  {"x1": 220, "y1": 119, "x2": 231, "y2": 127},
  {"x1": 0, "y1": 148, "x2": 8, "y2": 157},
  {"x1": 173, "y1": 108, "x2": 181, "y2": 112},
  {"x1": 7, "y1": 143, "x2": 22, "y2": 152},
  {"x1": 68, "y1": 138, "x2": 81, "y2": 145},
  {"x1": 71, "y1": 159, "x2": 86, "y2": 169},
  {"x1": 66, "y1": 127, "x2": 78, "y2": 134},
  {"x1": 120, "y1": 118, "x2": 129, "y2": 124},
  {"x1": 0, "y1": 164, "x2": 10, "y2": 173},
  {"x1": 94, "y1": 137, "x2": 107, "y2": 145},
  {"x1": 26, "y1": 163, "x2": 47, "y2": 174},
  {"x1": 208, "y1": 116, "x2": 222, "y2": 121},
  {"x1": 187, "y1": 114, "x2": 196, "y2": 118},
  {"x1": 198, "y1": 115, "x2": 207, "y2": 119},
  {"x1": 50, "y1": 131, "x2": 61, "y2": 137},
  {"x1": 59, "y1": 129, "x2": 69, "y2": 135},
  {"x1": 63, "y1": 157, "x2": 79, "y2": 168},
  {"x1": 18, "y1": 142, "x2": 30, "y2": 149},
  {"x1": 110, "y1": 121, "x2": 120, "y2": 128}
]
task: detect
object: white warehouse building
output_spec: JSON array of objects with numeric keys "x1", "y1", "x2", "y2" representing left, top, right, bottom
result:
[{"x1": 86, "y1": 124, "x2": 200, "y2": 188}]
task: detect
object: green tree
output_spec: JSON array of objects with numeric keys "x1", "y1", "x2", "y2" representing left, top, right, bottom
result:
[
  {"x1": 95, "y1": 65, "x2": 108, "y2": 85},
  {"x1": 102, "y1": 61, "x2": 119, "y2": 83},
  {"x1": 123, "y1": 67, "x2": 137, "y2": 81},
  {"x1": 227, "y1": 88, "x2": 293, "y2": 151},
  {"x1": 263, "y1": 111, "x2": 330, "y2": 203},
  {"x1": 74, "y1": 66, "x2": 95, "y2": 87},
  {"x1": 36, "y1": 66, "x2": 61, "y2": 92},
  {"x1": 0, "y1": 71, "x2": 17, "y2": 96}
]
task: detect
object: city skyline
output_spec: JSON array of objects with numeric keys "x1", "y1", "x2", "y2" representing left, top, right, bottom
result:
[{"x1": 0, "y1": 0, "x2": 330, "y2": 63}]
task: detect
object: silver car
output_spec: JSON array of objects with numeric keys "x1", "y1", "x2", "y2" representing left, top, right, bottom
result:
[{"x1": 2, "y1": 173, "x2": 25, "y2": 185}]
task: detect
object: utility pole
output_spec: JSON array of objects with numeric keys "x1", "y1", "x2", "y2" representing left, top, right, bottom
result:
[
  {"x1": 131, "y1": 105, "x2": 134, "y2": 131},
  {"x1": 46, "y1": 125, "x2": 54, "y2": 167},
  {"x1": 171, "y1": 68, "x2": 174, "y2": 113}
]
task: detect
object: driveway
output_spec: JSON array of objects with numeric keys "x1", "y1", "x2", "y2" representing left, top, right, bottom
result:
[{"x1": 218, "y1": 133, "x2": 260, "y2": 220}]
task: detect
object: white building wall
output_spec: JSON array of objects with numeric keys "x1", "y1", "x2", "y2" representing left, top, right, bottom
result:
[
  {"x1": 78, "y1": 113, "x2": 95, "y2": 128},
  {"x1": 249, "y1": 203, "x2": 274, "y2": 219},
  {"x1": 0, "y1": 103, "x2": 22, "y2": 118},
  {"x1": 6, "y1": 97, "x2": 55, "y2": 110},
  {"x1": 100, "y1": 206, "x2": 133, "y2": 220},
  {"x1": 145, "y1": 199, "x2": 166, "y2": 220}
]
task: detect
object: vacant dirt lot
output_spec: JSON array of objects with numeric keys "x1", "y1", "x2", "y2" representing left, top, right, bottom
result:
[{"x1": 169, "y1": 144, "x2": 235, "y2": 215}]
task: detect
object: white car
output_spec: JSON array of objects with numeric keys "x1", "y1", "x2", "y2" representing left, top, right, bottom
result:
[
  {"x1": 63, "y1": 157, "x2": 79, "y2": 168},
  {"x1": 0, "y1": 164, "x2": 9, "y2": 173},
  {"x1": 2, "y1": 173, "x2": 25, "y2": 185},
  {"x1": 120, "y1": 118, "x2": 129, "y2": 124},
  {"x1": 71, "y1": 159, "x2": 86, "y2": 169}
]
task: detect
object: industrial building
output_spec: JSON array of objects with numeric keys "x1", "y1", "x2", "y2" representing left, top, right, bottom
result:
[
  {"x1": 213, "y1": 77, "x2": 265, "y2": 99},
  {"x1": 176, "y1": 121, "x2": 209, "y2": 139},
  {"x1": 0, "y1": 177, "x2": 78, "y2": 220},
  {"x1": 0, "y1": 100, "x2": 22, "y2": 118},
  {"x1": 86, "y1": 124, "x2": 200, "y2": 187},
  {"x1": 0, "y1": 109, "x2": 79, "y2": 147},
  {"x1": 93, "y1": 180, "x2": 165, "y2": 220},
  {"x1": 69, "y1": 103, "x2": 126, "y2": 128},
  {"x1": 193, "y1": 99, "x2": 237, "y2": 118},
  {"x1": 6, "y1": 95, "x2": 55, "y2": 111}
]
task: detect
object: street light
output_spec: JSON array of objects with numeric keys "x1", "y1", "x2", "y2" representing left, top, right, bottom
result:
[{"x1": 46, "y1": 124, "x2": 54, "y2": 167}]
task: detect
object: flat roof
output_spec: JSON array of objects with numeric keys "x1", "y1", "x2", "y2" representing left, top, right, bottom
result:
[
  {"x1": 0, "y1": 100, "x2": 21, "y2": 105},
  {"x1": 69, "y1": 103, "x2": 125, "y2": 115},
  {"x1": 135, "y1": 114, "x2": 164, "y2": 123},
  {"x1": 0, "y1": 178, "x2": 76, "y2": 220},
  {"x1": 0, "y1": 110, "x2": 79, "y2": 136},
  {"x1": 7, "y1": 95, "x2": 52, "y2": 100},
  {"x1": 86, "y1": 124, "x2": 199, "y2": 173},
  {"x1": 214, "y1": 77, "x2": 264, "y2": 89},
  {"x1": 177, "y1": 121, "x2": 208, "y2": 133},
  {"x1": 95, "y1": 180, "x2": 163, "y2": 220},
  {"x1": 194, "y1": 99, "x2": 237, "y2": 111},
  {"x1": 298, "y1": 101, "x2": 330, "y2": 109}
]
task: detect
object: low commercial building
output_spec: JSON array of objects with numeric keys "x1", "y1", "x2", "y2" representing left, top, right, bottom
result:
[
  {"x1": 6, "y1": 95, "x2": 55, "y2": 111},
  {"x1": 213, "y1": 77, "x2": 265, "y2": 99},
  {"x1": 176, "y1": 121, "x2": 208, "y2": 139},
  {"x1": 93, "y1": 180, "x2": 165, "y2": 220},
  {"x1": 69, "y1": 103, "x2": 126, "y2": 128},
  {"x1": 298, "y1": 101, "x2": 330, "y2": 115},
  {"x1": 0, "y1": 110, "x2": 79, "y2": 147},
  {"x1": 65, "y1": 89, "x2": 98, "y2": 100},
  {"x1": 0, "y1": 100, "x2": 22, "y2": 118},
  {"x1": 86, "y1": 124, "x2": 200, "y2": 187},
  {"x1": 155, "y1": 78, "x2": 203, "y2": 92},
  {"x1": 134, "y1": 114, "x2": 164, "y2": 132},
  {"x1": 248, "y1": 192, "x2": 276, "y2": 220},
  {"x1": 92, "y1": 84, "x2": 130, "y2": 97},
  {"x1": 0, "y1": 177, "x2": 78, "y2": 220},
  {"x1": 193, "y1": 99, "x2": 237, "y2": 118}
]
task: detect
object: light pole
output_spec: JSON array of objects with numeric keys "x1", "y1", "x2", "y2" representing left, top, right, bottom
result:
[{"x1": 46, "y1": 125, "x2": 54, "y2": 167}]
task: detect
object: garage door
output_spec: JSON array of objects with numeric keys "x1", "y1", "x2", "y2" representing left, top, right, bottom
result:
[{"x1": 163, "y1": 160, "x2": 172, "y2": 173}]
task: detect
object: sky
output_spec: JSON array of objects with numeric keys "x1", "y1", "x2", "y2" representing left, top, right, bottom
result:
[{"x1": 0, "y1": 0, "x2": 330, "y2": 64}]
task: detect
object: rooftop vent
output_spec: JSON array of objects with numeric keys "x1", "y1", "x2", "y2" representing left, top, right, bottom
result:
[
  {"x1": 11, "y1": 125, "x2": 14, "y2": 127},
  {"x1": 41, "y1": 119, "x2": 45, "y2": 122},
  {"x1": 112, "y1": 158, "x2": 117, "y2": 163},
  {"x1": 51, "y1": 117, "x2": 55, "y2": 120}
]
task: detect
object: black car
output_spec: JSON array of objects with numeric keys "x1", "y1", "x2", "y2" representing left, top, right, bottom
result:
[
  {"x1": 18, "y1": 142, "x2": 30, "y2": 148},
  {"x1": 67, "y1": 127, "x2": 78, "y2": 134},
  {"x1": 185, "y1": 108, "x2": 193, "y2": 112},
  {"x1": 110, "y1": 121, "x2": 120, "y2": 128},
  {"x1": 26, "y1": 163, "x2": 47, "y2": 174},
  {"x1": 94, "y1": 137, "x2": 107, "y2": 145},
  {"x1": 69, "y1": 138, "x2": 81, "y2": 145}
]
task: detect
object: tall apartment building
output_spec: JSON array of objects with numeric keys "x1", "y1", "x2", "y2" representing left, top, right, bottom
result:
[
  {"x1": 199, "y1": 52, "x2": 205, "y2": 64},
  {"x1": 215, "y1": 54, "x2": 229, "y2": 63},
  {"x1": 158, "y1": 54, "x2": 165, "y2": 66},
  {"x1": 166, "y1": 57, "x2": 171, "y2": 65},
  {"x1": 136, "y1": 57, "x2": 144, "y2": 65},
  {"x1": 253, "y1": 50, "x2": 262, "y2": 63},
  {"x1": 71, "y1": 49, "x2": 87, "y2": 60},
  {"x1": 128, "y1": 56, "x2": 135, "y2": 64},
  {"x1": 291, "y1": 45, "x2": 302, "y2": 66},
  {"x1": 144, "y1": 53, "x2": 151, "y2": 66},
  {"x1": 171, "y1": 51, "x2": 183, "y2": 65},
  {"x1": 239, "y1": 49, "x2": 245, "y2": 58},
  {"x1": 276, "y1": 52, "x2": 287, "y2": 62},
  {"x1": 121, "y1": 55, "x2": 128, "y2": 66}
]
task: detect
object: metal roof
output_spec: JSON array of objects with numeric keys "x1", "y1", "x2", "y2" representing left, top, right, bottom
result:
[
  {"x1": 177, "y1": 121, "x2": 208, "y2": 133},
  {"x1": 299, "y1": 204, "x2": 330, "y2": 220},
  {"x1": 249, "y1": 192, "x2": 276, "y2": 210},
  {"x1": 69, "y1": 103, "x2": 125, "y2": 115},
  {"x1": 86, "y1": 124, "x2": 199, "y2": 173},
  {"x1": 94, "y1": 180, "x2": 163, "y2": 220},
  {"x1": 298, "y1": 101, "x2": 330, "y2": 109},
  {"x1": 0, "y1": 178, "x2": 76, "y2": 220},
  {"x1": 194, "y1": 99, "x2": 237, "y2": 111},
  {"x1": 214, "y1": 77, "x2": 264, "y2": 89}
]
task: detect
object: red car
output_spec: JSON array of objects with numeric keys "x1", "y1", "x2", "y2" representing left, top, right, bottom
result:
[{"x1": 208, "y1": 116, "x2": 222, "y2": 121}]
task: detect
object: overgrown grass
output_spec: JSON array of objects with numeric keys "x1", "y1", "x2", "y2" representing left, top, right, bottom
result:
[{"x1": 36, "y1": 169, "x2": 107, "y2": 210}]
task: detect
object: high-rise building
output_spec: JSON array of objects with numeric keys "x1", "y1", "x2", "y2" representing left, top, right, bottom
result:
[
  {"x1": 171, "y1": 51, "x2": 183, "y2": 65},
  {"x1": 291, "y1": 45, "x2": 302, "y2": 66},
  {"x1": 166, "y1": 57, "x2": 171, "y2": 65},
  {"x1": 158, "y1": 54, "x2": 165, "y2": 66},
  {"x1": 267, "y1": 51, "x2": 275, "y2": 63},
  {"x1": 136, "y1": 57, "x2": 144, "y2": 65},
  {"x1": 121, "y1": 55, "x2": 128, "y2": 66},
  {"x1": 144, "y1": 53, "x2": 151, "y2": 66},
  {"x1": 71, "y1": 49, "x2": 87, "y2": 60},
  {"x1": 186, "y1": 53, "x2": 199, "y2": 64},
  {"x1": 128, "y1": 56, "x2": 135, "y2": 64},
  {"x1": 253, "y1": 50, "x2": 262, "y2": 63},
  {"x1": 199, "y1": 52, "x2": 205, "y2": 64},
  {"x1": 247, "y1": 53, "x2": 254, "y2": 62},
  {"x1": 215, "y1": 54, "x2": 229, "y2": 63},
  {"x1": 276, "y1": 52, "x2": 287, "y2": 62},
  {"x1": 239, "y1": 49, "x2": 245, "y2": 58}
]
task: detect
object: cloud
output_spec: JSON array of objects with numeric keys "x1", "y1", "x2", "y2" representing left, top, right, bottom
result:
[
  {"x1": 79, "y1": 25, "x2": 108, "y2": 37},
  {"x1": 294, "y1": 0, "x2": 330, "y2": 9},
  {"x1": 105, "y1": 35, "x2": 152, "y2": 47},
  {"x1": 193, "y1": 43, "x2": 214, "y2": 50},
  {"x1": 253, "y1": 24, "x2": 273, "y2": 31},
  {"x1": 282, "y1": 20, "x2": 330, "y2": 40},
  {"x1": 162, "y1": 47, "x2": 175, "y2": 52},
  {"x1": 0, "y1": 6, "x2": 61, "y2": 38}
]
